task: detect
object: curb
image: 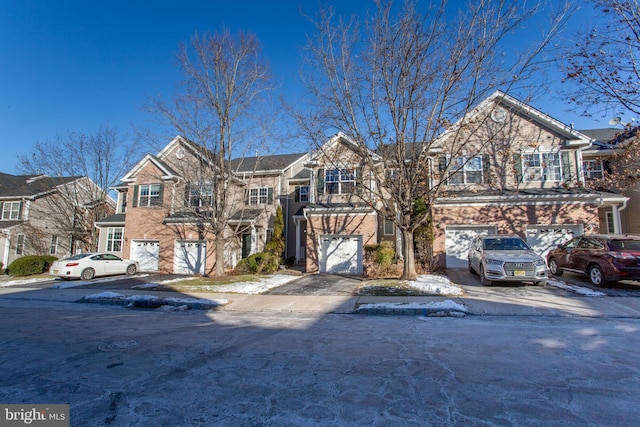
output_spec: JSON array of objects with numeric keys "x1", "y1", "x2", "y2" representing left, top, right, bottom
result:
[
  {"x1": 77, "y1": 294, "x2": 228, "y2": 310},
  {"x1": 354, "y1": 306, "x2": 467, "y2": 317}
]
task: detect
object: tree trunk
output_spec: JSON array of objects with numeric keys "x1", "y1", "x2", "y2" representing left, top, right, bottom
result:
[
  {"x1": 215, "y1": 232, "x2": 225, "y2": 276},
  {"x1": 400, "y1": 228, "x2": 418, "y2": 281}
]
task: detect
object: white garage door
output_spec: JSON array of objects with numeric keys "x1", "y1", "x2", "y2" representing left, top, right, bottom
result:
[
  {"x1": 445, "y1": 225, "x2": 497, "y2": 268},
  {"x1": 173, "y1": 241, "x2": 206, "y2": 275},
  {"x1": 319, "y1": 235, "x2": 362, "y2": 274},
  {"x1": 131, "y1": 240, "x2": 160, "y2": 272},
  {"x1": 526, "y1": 225, "x2": 583, "y2": 259}
]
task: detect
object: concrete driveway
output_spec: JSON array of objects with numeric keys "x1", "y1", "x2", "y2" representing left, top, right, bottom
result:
[{"x1": 263, "y1": 274, "x2": 362, "y2": 296}]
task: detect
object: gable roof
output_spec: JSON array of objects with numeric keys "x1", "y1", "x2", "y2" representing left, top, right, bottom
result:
[
  {"x1": 121, "y1": 154, "x2": 180, "y2": 183},
  {"x1": 0, "y1": 173, "x2": 83, "y2": 199},
  {"x1": 311, "y1": 132, "x2": 382, "y2": 163},
  {"x1": 431, "y1": 91, "x2": 592, "y2": 151},
  {"x1": 230, "y1": 152, "x2": 308, "y2": 174}
]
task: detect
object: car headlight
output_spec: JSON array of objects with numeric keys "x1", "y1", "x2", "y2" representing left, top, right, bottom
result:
[
  {"x1": 533, "y1": 259, "x2": 546, "y2": 266},
  {"x1": 486, "y1": 258, "x2": 502, "y2": 265}
]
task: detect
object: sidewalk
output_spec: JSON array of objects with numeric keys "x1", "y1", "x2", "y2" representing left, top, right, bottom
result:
[{"x1": 2, "y1": 285, "x2": 640, "y2": 318}]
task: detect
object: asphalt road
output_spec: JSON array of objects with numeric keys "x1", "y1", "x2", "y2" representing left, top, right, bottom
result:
[{"x1": 1, "y1": 298, "x2": 639, "y2": 426}]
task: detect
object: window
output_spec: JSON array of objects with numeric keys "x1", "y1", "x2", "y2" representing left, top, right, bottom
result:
[
  {"x1": 49, "y1": 236, "x2": 58, "y2": 255},
  {"x1": 583, "y1": 160, "x2": 603, "y2": 180},
  {"x1": 448, "y1": 156, "x2": 483, "y2": 185},
  {"x1": 188, "y1": 182, "x2": 213, "y2": 208},
  {"x1": 295, "y1": 185, "x2": 309, "y2": 203},
  {"x1": 2, "y1": 201, "x2": 21, "y2": 220},
  {"x1": 247, "y1": 187, "x2": 273, "y2": 205},
  {"x1": 606, "y1": 212, "x2": 615, "y2": 234},
  {"x1": 119, "y1": 192, "x2": 127, "y2": 213},
  {"x1": 138, "y1": 184, "x2": 162, "y2": 207},
  {"x1": 107, "y1": 227, "x2": 124, "y2": 252},
  {"x1": 16, "y1": 234, "x2": 24, "y2": 255},
  {"x1": 522, "y1": 152, "x2": 562, "y2": 182},
  {"x1": 325, "y1": 168, "x2": 355, "y2": 194},
  {"x1": 384, "y1": 219, "x2": 395, "y2": 235}
]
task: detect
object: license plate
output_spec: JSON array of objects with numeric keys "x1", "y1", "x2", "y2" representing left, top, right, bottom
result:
[{"x1": 514, "y1": 270, "x2": 526, "y2": 276}]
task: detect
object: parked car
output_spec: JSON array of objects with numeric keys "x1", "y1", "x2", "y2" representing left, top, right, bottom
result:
[
  {"x1": 49, "y1": 253, "x2": 139, "y2": 280},
  {"x1": 546, "y1": 234, "x2": 640, "y2": 286},
  {"x1": 468, "y1": 235, "x2": 549, "y2": 286}
]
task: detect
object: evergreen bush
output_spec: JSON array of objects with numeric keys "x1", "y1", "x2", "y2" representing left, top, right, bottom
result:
[
  {"x1": 7, "y1": 255, "x2": 58, "y2": 277},
  {"x1": 234, "y1": 252, "x2": 279, "y2": 274}
]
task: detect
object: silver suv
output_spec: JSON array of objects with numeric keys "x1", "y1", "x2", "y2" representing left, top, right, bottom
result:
[{"x1": 468, "y1": 235, "x2": 549, "y2": 286}]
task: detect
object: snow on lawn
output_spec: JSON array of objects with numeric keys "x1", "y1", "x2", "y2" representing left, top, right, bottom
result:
[
  {"x1": 547, "y1": 278, "x2": 606, "y2": 297},
  {"x1": 0, "y1": 277, "x2": 52, "y2": 287},
  {"x1": 181, "y1": 274, "x2": 300, "y2": 294},
  {"x1": 402, "y1": 274, "x2": 465, "y2": 296},
  {"x1": 50, "y1": 274, "x2": 150, "y2": 289},
  {"x1": 80, "y1": 291, "x2": 228, "y2": 306},
  {"x1": 132, "y1": 277, "x2": 199, "y2": 289}
]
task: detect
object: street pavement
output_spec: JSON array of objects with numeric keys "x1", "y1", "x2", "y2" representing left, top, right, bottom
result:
[{"x1": 0, "y1": 297, "x2": 639, "y2": 426}]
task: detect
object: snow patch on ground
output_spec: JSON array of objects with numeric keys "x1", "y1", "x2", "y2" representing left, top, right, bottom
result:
[
  {"x1": 182, "y1": 274, "x2": 300, "y2": 294},
  {"x1": 80, "y1": 292, "x2": 228, "y2": 307},
  {"x1": 132, "y1": 277, "x2": 198, "y2": 289},
  {"x1": 0, "y1": 277, "x2": 52, "y2": 287},
  {"x1": 402, "y1": 274, "x2": 465, "y2": 295},
  {"x1": 547, "y1": 278, "x2": 606, "y2": 297}
]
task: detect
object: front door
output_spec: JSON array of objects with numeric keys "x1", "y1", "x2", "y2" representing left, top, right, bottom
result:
[{"x1": 242, "y1": 233, "x2": 252, "y2": 259}]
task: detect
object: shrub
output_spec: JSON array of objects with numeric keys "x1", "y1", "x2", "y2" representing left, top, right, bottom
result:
[
  {"x1": 234, "y1": 252, "x2": 279, "y2": 274},
  {"x1": 7, "y1": 255, "x2": 58, "y2": 277},
  {"x1": 364, "y1": 242, "x2": 399, "y2": 278}
]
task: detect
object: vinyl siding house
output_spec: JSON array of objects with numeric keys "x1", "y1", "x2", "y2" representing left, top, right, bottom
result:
[{"x1": 0, "y1": 173, "x2": 113, "y2": 267}]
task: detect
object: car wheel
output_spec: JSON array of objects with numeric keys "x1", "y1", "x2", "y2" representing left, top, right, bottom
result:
[
  {"x1": 81, "y1": 268, "x2": 95, "y2": 280},
  {"x1": 126, "y1": 264, "x2": 137, "y2": 275},
  {"x1": 468, "y1": 260, "x2": 477, "y2": 275},
  {"x1": 588, "y1": 264, "x2": 606, "y2": 287},
  {"x1": 548, "y1": 258, "x2": 563, "y2": 276},
  {"x1": 479, "y1": 265, "x2": 492, "y2": 286}
]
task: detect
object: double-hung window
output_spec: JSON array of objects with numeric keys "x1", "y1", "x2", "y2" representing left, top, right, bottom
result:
[
  {"x1": 138, "y1": 184, "x2": 162, "y2": 207},
  {"x1": 1, "y1": 201, "x2": 21, "y2": 220},
  {"x1": 325, "y1": 168, "x2": 355, "y2": 194},
  {"x1": 583, "y1": 160, "x2": 603, "y2": 180},
  {"x1": 49, "y1": 236, "x2": 58, "y2": 255},
  {"x1": 295, "y1": 185, "x2": 309, "y2": 203},
  {"x1": 107, "y1": 227, "x2": 124, "y2": 252},
  {"x1": 523, "y1": 152, "x2": 562, "y2": 182},
  {"x1": 188, "y1": 182, "x2": 213, "y2": 208},
  {"x1": 248, "y1": 187, "x2": 272, "y2": 205},
  {"x1": 16, "y1": 234, "x2": 25, "y2": 255},
  {"x1": 448, "y1": 156, "x2": 483, "y2": 185}
]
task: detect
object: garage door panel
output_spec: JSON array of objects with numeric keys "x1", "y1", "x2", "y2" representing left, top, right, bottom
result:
[
  {"x1": 174, "y1": 241, "x2": 206, "y2": 275},
  {"x1": 131, "y1": 240, "x2": 159, "y2": 272},
  {"x1": 320, "y1": 236, "x2": 362, "y2": 274},
  {"x1": 445, "y1": 226, "x2": 496, "y2": 268},
  {"x1": 526, "y1": 225, "x2": 583, "y2": 259}
]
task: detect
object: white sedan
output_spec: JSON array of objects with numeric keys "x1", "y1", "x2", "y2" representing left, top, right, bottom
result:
[{"x1": 49, "y1": 253, "x2": 139, "y2": 280}]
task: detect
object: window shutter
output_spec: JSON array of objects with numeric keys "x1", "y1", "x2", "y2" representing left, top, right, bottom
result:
[
  {"x1": 294, "y1": 186, "x2": 300, "y2": 203},
  {"x1": 603, "y1": 160, "x2": 612, "y2": 174},
  {"x1": 132, "y1": 185, "x2": 139, "y2": 207},
  {"x1": 356, "y1": 167, "x2": 363, "y2": 194},
  {"x1": 155, "y1": 184, "x2": 164, "y2": 206},
  {"x1": 244, "y1": 189, "x2": 249, "y2": 205},
  {"x1": 184, "y1": 185, "x2": 191, "y2": 207},
  {"x1": 18, "y1": 201, "x2": 23, "y2": 219},
  {"x1": 317, "y1": 168, "x2": 325, "y2": 195},
  {"x1": 513, "y1": 154, "x2": 523, "y2": 183},
  {"x1": 482, "y1": 154, "x2": 490, "y2": 183},
  {"x1": 561, "y1": 152, "x2": 572, "y2": 182},
  {"x1": 268, "y1": 187, "x2": 273, "y2": 204}
]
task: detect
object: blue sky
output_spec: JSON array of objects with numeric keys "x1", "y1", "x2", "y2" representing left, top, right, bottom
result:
[{"x1": 0, "y1": 0, "x2": 615, "y2": 174}]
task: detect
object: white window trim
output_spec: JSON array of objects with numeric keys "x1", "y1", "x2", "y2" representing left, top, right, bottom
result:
[
  {"x1": 325, "y1": 168, "x2": 356, "y2": 195},
  {"x1": 248, "y1": 187, "x2": 269, "y2": 205},
  {"x1": 522, "y1": 151, "x2": 562, "y2": 183},
  {"x1": 1, "y1": 201, "x2": 21, "y2": 220},
  {"x1": 106, "y1": 227, "x2": 124, "y2": 252},
  {"x1": 138, "y1": 184, "x2": 161, "y2": 207},
  {"x1": 447, "y1": 155, "x2": 484, "y2": 185},
  {"x1": 49, "y1": 235, "x2": 58, "y2": 255},
  {"x1": 16, "y1": 234, "x2": 25, "y2": 255}
]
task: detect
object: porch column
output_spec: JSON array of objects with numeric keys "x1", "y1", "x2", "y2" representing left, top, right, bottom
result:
[
  {"x1": 295, "y1": 219, "x2": 302, "y2": 262},
  {"x1": 612, "y1": 204, "x2": 622, "y2": 233}
]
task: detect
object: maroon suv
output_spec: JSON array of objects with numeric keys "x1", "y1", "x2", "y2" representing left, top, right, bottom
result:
[{"x1": 546, "y1": 234, "x2": 640, "y2": 286}]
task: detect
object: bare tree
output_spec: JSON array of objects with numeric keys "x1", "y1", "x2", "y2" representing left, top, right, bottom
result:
[
  {"x1": 148, "y1": 29, "x2": 276, "y2": 276},
  {"x1": 299, "y1": 0, "x2": 570, "y2": 279},
  {"x1": 562, "y1": 0, "x2": 640, "y2": 117},
  {"x1": 18, "y1": 124, "x2": 138, "y2": 254}
]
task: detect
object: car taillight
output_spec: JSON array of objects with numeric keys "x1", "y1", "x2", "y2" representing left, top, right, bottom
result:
[
  {"x1": 65, "y1": 262, "x2": 80, "y2": 267},
  {"x1": 609, "y1": 251, "x2": 636, "y2": 260}
]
